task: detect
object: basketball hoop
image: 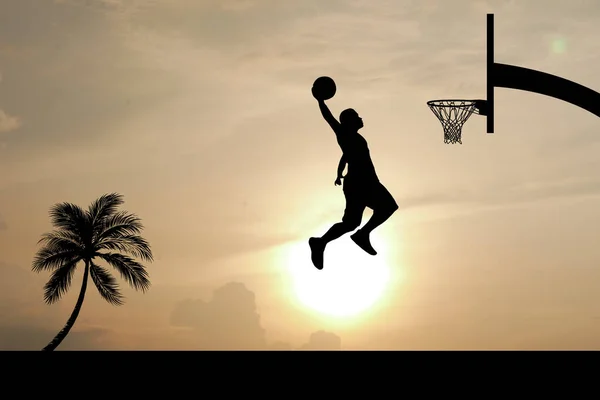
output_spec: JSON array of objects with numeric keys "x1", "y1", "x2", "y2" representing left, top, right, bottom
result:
[{"x1": 427, "y1": 99, "x2": 486, "y2": 144}]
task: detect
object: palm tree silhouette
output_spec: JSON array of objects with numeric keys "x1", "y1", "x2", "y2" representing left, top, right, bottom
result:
[{"x1": 32, "y1": 193, "x2": 154, "y2": 351}]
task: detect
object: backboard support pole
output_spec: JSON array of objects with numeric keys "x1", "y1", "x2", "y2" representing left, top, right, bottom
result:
[{"x1": 486, "y1": 13, "x2": 494, "y2": 134}]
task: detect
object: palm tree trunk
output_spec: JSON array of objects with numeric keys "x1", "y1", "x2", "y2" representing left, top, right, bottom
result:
[{"x1": 42, "y1": 260, "x2": 90, "y2": 351}]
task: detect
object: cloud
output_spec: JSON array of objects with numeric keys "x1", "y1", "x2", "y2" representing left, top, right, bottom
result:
[
  {"x1": 268, "y1": 331, "x2": 342, "y2": 350},
  {"x1": 1, "y1": 0, "x2": 182, "y2": 155},
  {"x1": 269, "y1": 331, "x2": 342, "y2": 350},
  {"x1": 0, "y1": 109, "x2": 21, "y2": 134},
  {"x1": 269, "y1": 332, "x2": 342, "y2": 350},
  {"x1": 300, "y1": 330, "x2": 342, "y2": 350},
  {"x1": 269, "y1": 341, "x2": 293, "y2": 350},
  {"x1": 0, "y1": 67, "x2": 21, "y2": 139},
  {"x1": 170, "y1": 281, "x2": 267, "y2": 349},
  {"x1": 171, "y1": 281, "x2": 342, "y2": 350}
]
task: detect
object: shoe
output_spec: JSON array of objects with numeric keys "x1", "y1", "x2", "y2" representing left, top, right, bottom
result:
[
  {"x1": 308, "y1": 237, "x2": 325, "y2": 270},
  {"x1": 350, "y1": 230, "x2": 377, "y2": 255}
]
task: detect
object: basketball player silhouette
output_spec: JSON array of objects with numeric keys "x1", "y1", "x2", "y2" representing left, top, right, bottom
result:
[{"x1": 309, "y1": 88, "x2": 399, "y2": 270}]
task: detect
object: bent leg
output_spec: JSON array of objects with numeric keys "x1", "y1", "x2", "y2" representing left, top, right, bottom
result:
[
  {"x1": 320, "y1": 222, "x2": 355, "y2": 244},
  {"x1": 361, "y1": 183, "x2": 398, "y2": 235},
  {"x1": 321, "y1": 191, "x2": 365, "y2": 244},
  {"x1": 360, "y1": 206, "x2": 398, "y2": 235},
  {"x1": 309, "y1": 196, "x2": 365, "y2": 270},
  {"x1": 351, "y1": 183, "x2": 398, "y2": 255}
]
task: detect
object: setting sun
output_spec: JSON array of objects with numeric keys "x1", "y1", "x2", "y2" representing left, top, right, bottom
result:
[{"x1": 285, "y1": 227, "x2": 392, "y2": 317}]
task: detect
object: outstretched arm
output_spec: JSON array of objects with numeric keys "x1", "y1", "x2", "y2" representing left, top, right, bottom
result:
[
  {"x1": 334, "y1": 154, "x2": 346, "y2": 186},
  {"x1": 317, "y1": 99, "x2": 341, "y2": 133}
]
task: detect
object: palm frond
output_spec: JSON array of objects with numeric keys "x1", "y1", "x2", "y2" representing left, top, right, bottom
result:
[
  {"x1": 90, "y1": 262, "x2": 124, "y2": 306},
  {"x1": 37, "y1": 231, "x2": 83, "y2": 252},
  {"x1": 96, "y1": 252, "x2": 151, "y2": 292},
  {"x1": 49, "y1": 202, "x2": 92, "y2": 243},
  {"x1": 96, "y1": 234, "x2": 154, "y2": 262},
  {"x1": 88, "y1": 193, "x2": 124, "y2": 241},
  {"x1": 87, "y1": 193, "x2": 124, "y2": 222},
  {"x1": 32, "y1": 248, "x2": 81, "y2": 273},
  {"x1": 43, "y1": 258, "x2": 81, "y2": 304},
  {"x1": 96, "y1": 211, "x2": 144, "y2": 242}
]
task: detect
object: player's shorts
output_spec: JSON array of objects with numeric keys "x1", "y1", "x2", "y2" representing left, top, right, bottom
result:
[{"x1": 342, "y1": 178, "x2": 398, "y2": 226}]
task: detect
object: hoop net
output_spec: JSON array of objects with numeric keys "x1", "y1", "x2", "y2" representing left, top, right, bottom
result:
[{"x1": 427, "y1": 100, "x2": 478, "y2": 144}]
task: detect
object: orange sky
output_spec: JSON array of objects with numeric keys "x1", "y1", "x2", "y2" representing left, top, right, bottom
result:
[{"x1": 2, "y1": 0, "x2": 600, "y2": 350}]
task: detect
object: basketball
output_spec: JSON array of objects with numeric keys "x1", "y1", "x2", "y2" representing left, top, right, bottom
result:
[{"x1": 312, "y1": 76, "x2": 336, "y2": 100}]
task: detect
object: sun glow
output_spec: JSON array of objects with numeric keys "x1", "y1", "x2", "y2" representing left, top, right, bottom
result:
[{"x1": 285, "y1": 227, "x2": 392, "y2": 317}]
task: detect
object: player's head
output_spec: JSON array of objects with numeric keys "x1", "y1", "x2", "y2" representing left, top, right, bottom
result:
[{"x1": 340, "y1": 108, "x2": 363, "y2": 131}]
